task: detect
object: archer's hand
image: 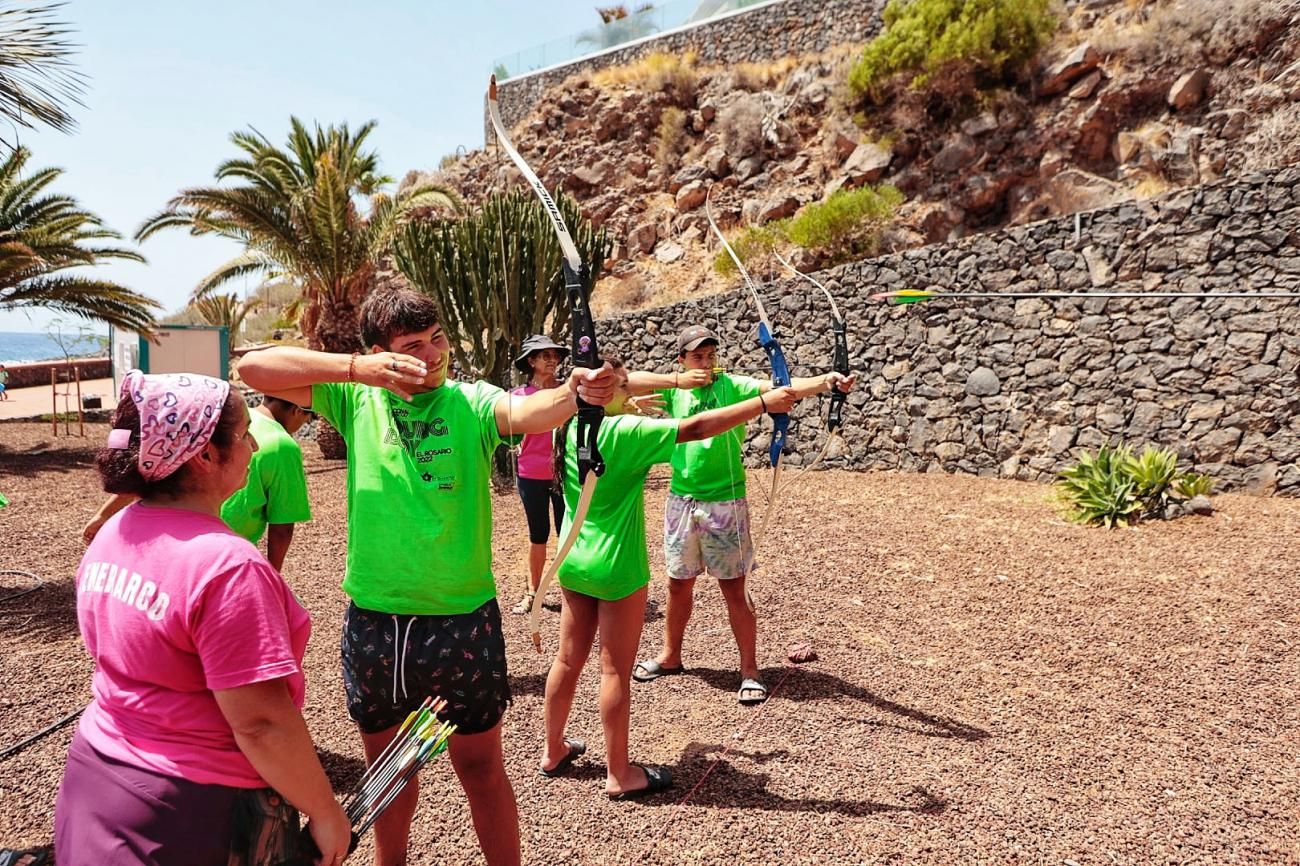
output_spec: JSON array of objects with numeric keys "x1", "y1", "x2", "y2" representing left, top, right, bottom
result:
[
  {"x1": 676, "y1": 369, "x2": 712, "y2": 389},
  {"x1": 627, "y1": 393, "x2": 666, "y2": 417},
  {"x1": 353, "y1": 352, "x2": 428, "y2": 401},
  {"x1": 827, "y1": 372, "x2": 856, "y2": 393},
  {"x1": 568, "y1": 363, "x2": 620, "y2": 407},
  {"x1": 763, "y1": 386, "x2": 800, "y2": 414}
]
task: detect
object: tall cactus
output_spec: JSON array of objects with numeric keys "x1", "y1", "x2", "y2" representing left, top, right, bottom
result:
[{"x1": 394, "y1": 187, "x2": 611, "y2": 390}]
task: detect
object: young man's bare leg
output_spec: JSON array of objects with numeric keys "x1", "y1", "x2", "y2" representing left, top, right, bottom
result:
[
  {"x1": 361, "y1": 725, "x2": 419, "y2": 866},
  {"x1": 542, "y1": 589, "x2": 598, "y2": 771},
  {"x1": 598, "y1": 586, "x2": 651, "y2": 794},
  {"x1": 448, "y1": 723, "x2": 521, "y2": 866},
  {"x1": 654, "y1": 576, "x2": 695, "y2": 669},
  {"x1": 718, "y1": 575, "x2": 761, "y2": 689}
]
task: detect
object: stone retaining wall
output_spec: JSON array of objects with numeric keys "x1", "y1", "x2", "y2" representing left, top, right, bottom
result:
[
  {"x1": 601, "y1": 167, "x2": 1300, "y2": 495},
  {"x1": 491, "y1": 0, "x2": 883, "y2": 137},
  {"x1": 2, "y1": 357, "x2": 110, "y2": 389}
]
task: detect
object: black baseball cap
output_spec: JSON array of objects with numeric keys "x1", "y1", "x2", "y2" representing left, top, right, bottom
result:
[
  {"x1": 514, "y1": 334, "x2": 569, "y2": 373},
  {"x1": 678, "y1": 325, "x2": 720, "y2": 354}
]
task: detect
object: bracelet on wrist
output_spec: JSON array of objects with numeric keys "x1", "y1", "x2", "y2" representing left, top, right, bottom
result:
[
  {"x1": 347, "y1": 352, "x2": 359, "y2": 382},
  {"x1": 758, "y1": 393, "x2": 768, "y2": 415}
]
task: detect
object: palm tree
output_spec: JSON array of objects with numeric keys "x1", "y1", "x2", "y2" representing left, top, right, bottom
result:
[
  {"x1": 0, "y1": 146, "x2": 157, "y2": 332},
  {"x1": 191, "y1": 292, "x2": 260, "y2": 353},
  {"x1": 137, "y1": 117, "x2": 460, "y2": 456},
  {"x1": 138, "y1": 117, "x2": 460, "y2": 354},
  {"x1": 0, "y1": 2, "x2": 87, "y2": 139}
]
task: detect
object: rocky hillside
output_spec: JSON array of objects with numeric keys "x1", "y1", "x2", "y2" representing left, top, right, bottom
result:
[{"x1": 416, "y1": 0, "x2": 1300, "y2": 315}]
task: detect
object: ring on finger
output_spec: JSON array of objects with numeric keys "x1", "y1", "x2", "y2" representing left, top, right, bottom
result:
[{"x1": 389, "y1": 360, "x2": 399, "y2": 372}]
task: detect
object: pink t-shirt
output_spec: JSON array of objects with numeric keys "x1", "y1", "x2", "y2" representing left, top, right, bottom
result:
[
  {"x1": 75, "y1": 503, "x2": 311, "y2": 788},
  {"x1": 511, "y1": 383, "x2": 558, "y2": 480}
]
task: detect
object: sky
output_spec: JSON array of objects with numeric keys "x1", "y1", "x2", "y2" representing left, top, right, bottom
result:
[{"x1": 0, "y1": 0, "x2": 617, "y2": 335}]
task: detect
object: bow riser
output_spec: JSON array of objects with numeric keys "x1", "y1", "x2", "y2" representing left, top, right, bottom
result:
[
  {"x1": 756, "y1": 320, "x2": 791, "y2": 467},
  {"x1": 827, "y1": 318, "x2": 849, "y2": 433},
  {"x1": 562, "y1": 259, "x2": 605, "y2": 484}
]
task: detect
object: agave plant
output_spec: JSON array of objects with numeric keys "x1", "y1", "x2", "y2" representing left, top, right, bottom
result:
[
  {"x1": 1173, "y1": 472, "x2": 1215, "y2": 499},
  {"x1": 1055, "y1": 444, "x2": 1141, "y2": 528},
  {"x1": 0, "y1": 146, "x2": 157, "y2": 332},
  {"x1": 1126, "y1": 445, "x2": 1180, "y2": 516}
]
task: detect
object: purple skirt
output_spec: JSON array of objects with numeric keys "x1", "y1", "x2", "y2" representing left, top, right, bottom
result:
[{"x1": 55, "y1": 732, "x2": 275, "y2": 866}]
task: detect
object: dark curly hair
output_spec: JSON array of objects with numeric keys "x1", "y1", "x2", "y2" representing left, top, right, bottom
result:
[
  {"x1": 95, "y1": 389, "x2": 245, "y2": 498},
  {"x1": 360, "y1": 288, "x2": 442, "y2": 350}
]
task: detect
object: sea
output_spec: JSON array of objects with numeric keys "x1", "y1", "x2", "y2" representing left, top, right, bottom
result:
[{"x1": 0, "y1": 331, "x2": 106, "y2": 364}]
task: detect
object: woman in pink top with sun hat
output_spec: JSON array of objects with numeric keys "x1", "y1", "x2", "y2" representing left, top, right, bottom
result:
[
  {"x1": 507, "y1": 335, "x2": 570, "y2": 616},
  {"x1": 54, "y1": 370, "x2": 350, "y2": 866}
]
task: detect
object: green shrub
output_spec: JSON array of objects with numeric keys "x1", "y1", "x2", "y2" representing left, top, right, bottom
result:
[
  {"x1": 1056, "y1": 443, "x2": 1215, "y2": 527},
  {"x1": 783, "y1": 185, "x2": 904, "y2": 260},
  {"x1": 712, "y1": 185, "x2": 904, "y2": 275},
  {"x1": 712, "y1": 224, "x2": 782, "y2": 276},
  {"x1": 848, "y1": 0, "x2": 1058, "y2": 97}
]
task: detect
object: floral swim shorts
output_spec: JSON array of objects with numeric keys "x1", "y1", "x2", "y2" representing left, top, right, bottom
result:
[{"x1": 663, "y1": 493, "x2": 755, "y2": 581}]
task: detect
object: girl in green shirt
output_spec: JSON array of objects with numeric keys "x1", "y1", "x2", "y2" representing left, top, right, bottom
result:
[{"x1": 538, "y1": 357, "x2": 803, "y2": 798}]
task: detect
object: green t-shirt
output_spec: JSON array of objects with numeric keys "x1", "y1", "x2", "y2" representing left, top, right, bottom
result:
[
  {"x1": 220, "y1": 409, "x2": 312, "y2": 544},
  {"x1": 556, "y1": 415, "x2": 679, "y2": 601},
  {"x1": 660, "y1": 373, "x2": 762, "y2": 502},
  {"x1": 312, "y1": 379, "x2": 510, "y2": 615}
]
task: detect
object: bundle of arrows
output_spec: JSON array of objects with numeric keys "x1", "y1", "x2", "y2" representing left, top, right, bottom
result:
[{"x1": 297, "y1": 696, "x2": 456, "y2": 861}]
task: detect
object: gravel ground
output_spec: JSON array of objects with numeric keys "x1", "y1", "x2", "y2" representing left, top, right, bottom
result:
[{"x1": 1, "y1": 421, "x2": 1297, "y2": 865}]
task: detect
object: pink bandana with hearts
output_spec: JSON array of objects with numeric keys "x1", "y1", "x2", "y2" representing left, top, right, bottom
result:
[{"x1": 115, "y1": 369, "x2": 231, "y2": 481}]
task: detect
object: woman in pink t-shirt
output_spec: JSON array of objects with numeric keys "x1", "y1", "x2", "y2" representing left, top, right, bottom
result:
[
  {"x1": 507, "y1": 335, "x2": 570, "y2": 616},
  {"x1": 54, "y1": 371, "x2": 350, "y2": 866}
]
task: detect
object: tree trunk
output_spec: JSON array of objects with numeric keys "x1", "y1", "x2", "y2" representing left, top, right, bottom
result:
[{"x1": 310, "y1": 291, "x2": 366, "y2": 461}]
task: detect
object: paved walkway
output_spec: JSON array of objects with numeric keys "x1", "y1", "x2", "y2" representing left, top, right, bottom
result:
[{"x1": 0, "y1": 377, "x2": 117, "y2": 421}]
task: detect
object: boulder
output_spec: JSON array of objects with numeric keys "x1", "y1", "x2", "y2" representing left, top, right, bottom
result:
[
  {"x1": 1040, "y1": 43, "x2": 1100, "y2": 96},
  {"x1": 669, "y1": 164, "x2": 708, "y2": 194},
  {"x1": 675, "y1": 181, "x2": 707, "y2": 212},
  {"x1": 1068, "y1": 70, "x2": 1104, "y2": 100},
  {"x1": 757, "y1": 194, "x2": 799, "y2": 224},
  {"x1": 933, "y1": 134, "x2": 981, "y2": 174},
  {"x1": 734, "y1": 155, "x2": 765, "y2": 181},
  {"x1": 626, "y1": 222, "x2": 658, "y2": 257},
  {"x1": 704, "y1": 146, "x2": 730, "y2": 178},
  {"x1": 960, "y1": 112, "x2": 999, "y2": 137},
  {"x1": 654, "y1": 241, "x2": 685, "y2": 264},
  {"x1": 842, "y1": 142, "x2": 892, "y2": 185},
  {"x1": 1168, "y1": 69, "x2": 1211, "y2": 111}
]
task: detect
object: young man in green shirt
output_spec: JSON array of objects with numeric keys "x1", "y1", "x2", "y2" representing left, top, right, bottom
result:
[
  {"x1": 82, "y1": 394, "x2": 314, "y2": 572},
  {"x1": 238, "y1": 288, "x2": 618, "y2": 866},
  {"x1": 628, "y1": 325, "x2": 854, "y2": 705}
]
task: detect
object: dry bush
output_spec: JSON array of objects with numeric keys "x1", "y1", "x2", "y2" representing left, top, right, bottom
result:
[
  {"x1": 590, "y1": 51, "x2": 699, "y2": 101},
  {"x1": 732, "y1": 57, "x2": 802, "y2": 91},
  {"x1": 1133, "y1": 173, "x2": 1173, "y2": 198},
  {"x1": 718, "y1": 93, "x2": 766, "y2": 160},
  {"x1": 654, "y1": 106, "x2": 687, "y2": 170},
  {"x1": 1242, "y1": 103, "x2": 1300, "y2": 171},
  {"x1": 1107, "y1": 0, "x2": 1299, "y2": 64}
]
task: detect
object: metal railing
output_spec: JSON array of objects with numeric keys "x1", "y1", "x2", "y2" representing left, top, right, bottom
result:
[{"x1": 490, "y1": 0, "x2": 776, "y2": 80}]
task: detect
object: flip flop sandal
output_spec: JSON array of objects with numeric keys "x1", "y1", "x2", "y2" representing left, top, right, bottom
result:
[
  {"x1": 538, "y1": 738, "x2": 587, "y2": 777},
  {"x1": 607, "y1": 764, "x2": 673, "y2": 800},
  {"x1": 633, "y1": 659, "x2": 685, "y2": 682},
  {"x1": 737, "y1": 678, "x2": 768, "y2": 705},
  {"x1": 510, "y1": 592, "x2": 536, "y2": 616}
]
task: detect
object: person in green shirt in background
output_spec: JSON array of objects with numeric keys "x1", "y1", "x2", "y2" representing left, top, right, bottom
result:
[
  {"x1": 536, "y1": 354, "x2": 804, "y2": 799},
  {"x1": 237, "y1": 287, "x2": 619, "y2": 866},
  {"x1": 627, "y1": 325, "x2": 855, "y2": 705},
  {"x1": 81, "y1": 395, "x2": 314, "y2": 573}
]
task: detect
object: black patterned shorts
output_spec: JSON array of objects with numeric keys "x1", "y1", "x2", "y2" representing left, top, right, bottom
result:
[{"x1": 341, "y1": 598, "x2": 512, "y2": 736}]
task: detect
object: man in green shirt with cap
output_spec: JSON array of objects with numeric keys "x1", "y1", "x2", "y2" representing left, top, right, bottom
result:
[{"x1": 629, "y1": 324, "x2": 854, "y2": 705}]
